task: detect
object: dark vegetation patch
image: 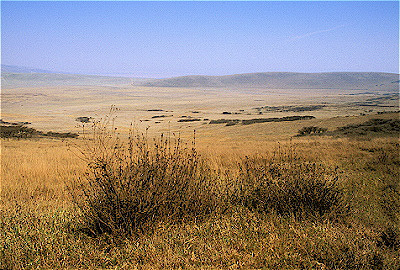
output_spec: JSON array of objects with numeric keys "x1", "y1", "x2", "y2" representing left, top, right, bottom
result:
[
  {"x1": 352, "y1": 103, "x2": 397, "y2": 108},
  {"x1": 209, "y1": 119, "x2": 240, "y2": 125},
  {"x1": 255, "y1": 105, "x2": 325, "y2": 112},
  {"x1": 76, "y1": 117, "x2": 91, "y2": 123},
  {"x1": 366, "y1": 94, "x2": 399, "y2": 102},
  {"x1": 234, "y1": 156, "x2": 349, "y2": 219},
  {"x1": 0, "y1": 122, "x2": 78, "y2": 139},
  {"x1": 377, "y1": 227, "x2": 400, "y2": 251},
  {"x1": 151, "y1": 115, "x2": 169, "y2": 118},
  {"x1": 209, "y1": 116, "x2": 315, "y2": 126},
  {"x1": 242, "y1": 116, "x2": 315, "y2": 125},
  {"x1": 297, "y1": 117, "x2": 400, "y2": 138},
  {"x1": 177, "y1": 118, "x2": 202, "y2": 122},
  {"x1": 350, "y1": 95, "x2": 399, "y2": 108},
  {"x1": 226, "y1": 121, "x2": 240, "y2": 126},
  {"x1": 348, "y1": 92, "x2": 375, "y2": 95},
  {"x1": 0, "y1": 119, "x2": 31, "y2": 125},
  {"x1": 297, "y1": 126, "x2": 328, "y2": 136},
  {"x1": 146, "y1": 109, "x2": 164, "y2": 112},
  {"x1": 377, "y1": 110, "x2": 400, "y2": 114},
  {"x1": 335, "y1": 118, "x2": 400, "y2": 136}
]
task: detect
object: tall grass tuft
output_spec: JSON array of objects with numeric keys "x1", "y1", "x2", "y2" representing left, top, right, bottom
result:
[
  {"x1": 71, "y1": 117, "x2": 219, "y2": 237},
  {"x1": 234, "y1": 145, "x2": 349, "y2": 220}
]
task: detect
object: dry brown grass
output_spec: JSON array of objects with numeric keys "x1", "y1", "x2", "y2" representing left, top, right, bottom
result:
[
  {"x1": 1, "y1": 138, "x2": 85, "y2": 209},
  {"x1": 1, "y1": 120, "x2": 399, "y2": 269}
]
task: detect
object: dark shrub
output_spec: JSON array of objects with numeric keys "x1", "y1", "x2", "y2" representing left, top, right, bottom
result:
[
  {"x1": 336, "y1": 118, "x2": 400, "y2": 136},
  {"x1": 234, "y1": 152, "x2": 348, "y2": 219},
  {"x1": 72, "y1": 123, "x2": 219, "y2": 237},
  {"x1": 209, "y1": 119, "x2": 240, "y2": 125},
  {"x1": 377, "y1": 227, "x2": 400, "y2": 250},
  {"x1": 76, "y1": 117, "x2": 91, "y2": 123},
  {"x1": 242, "y1": 116, "x2": 314, "y2": 125},
  {"x1": 0, "y1": 125, "x2": 39, "y2": 138},
  {"x1": 297, "y1": 126, "x2": 328, "y2": 136},
  {"x1": 0, "y1": 125, "x2": 79, "y2": 139},
  {"x1": 177, "y1": 118, "x2": 201, "y2": 122}
]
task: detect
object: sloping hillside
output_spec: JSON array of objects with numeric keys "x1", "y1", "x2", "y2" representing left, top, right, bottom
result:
[
  {"x1": 2, "y1": 70, "x2": 398, "y2": 91},
  {"x1": 143, "y1": 72, "x2": 399, "y2": 91},
  {"x1": 1, "y1": 64, "x2": 56, "y2": 74},
  {"x1": 1, "y1": 72, "x2": 144, "y2": 88}
]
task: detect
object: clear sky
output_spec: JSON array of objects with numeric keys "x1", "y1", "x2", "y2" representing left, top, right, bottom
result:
[{"x1": 1, "y1": 1, "x2": 399, "y2": 78}]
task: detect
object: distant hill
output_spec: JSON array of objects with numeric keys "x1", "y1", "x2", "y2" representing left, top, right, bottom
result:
[
  {"x1": 1, "y1": 64, "x2": 153, "y2": 88},
  {"x1": 142, "y1": 72, "x2": 399, "y2": 91},
  {"x1": 1, "y1": 72, "x2": 137, "y2": 88},
  {"x1": 1, "y1": 64, "x2": 57, "y2": 74},
  {"x1": 2, "y1": 67, "x2": 398, "y2": 91}
]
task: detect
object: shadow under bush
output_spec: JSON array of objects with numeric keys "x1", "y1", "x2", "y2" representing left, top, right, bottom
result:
[
  {"x1": 71, "y1": 122, "x2": 220, "y2": 237},
  {"x1": 234, "y1": 151, "x2": 349, "y2": 220}
]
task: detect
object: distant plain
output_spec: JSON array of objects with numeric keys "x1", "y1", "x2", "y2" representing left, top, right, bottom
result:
[{"x1": 1, "y1": 71, "x2": 398, "y2": 141}]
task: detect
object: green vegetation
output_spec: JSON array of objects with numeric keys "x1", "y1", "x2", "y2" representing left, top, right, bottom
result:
[
  {"x1": 297, "y1": 117, "x2": 400, "y2": 138},
  {"x1": 297, "y1": 126, "x2": 328, "y2": 136},
  {"x1": 209, "y1": 116, "x2": 315, "y2": 126},
  {"x1": 0, "y1": 124, "x2": 78, "y2": 139},
  {"x1": 242, "y1": 116, "x2": 314, "y2": 125},
  {"x1": 209, "y1": 119, "x2": 240, "y2": 125},
  {"x1": 256, "y1": 105, "x2": 325, "y2": 112},
  {"x1": 177, "y1": 118, "x2": 202, "y2": 122},
  {"x1": 76, "y1": 116, "x2": 91, "y2": 123},
  {"x1": 335, "y1": 118, "x2": 400, "y2": 136}
]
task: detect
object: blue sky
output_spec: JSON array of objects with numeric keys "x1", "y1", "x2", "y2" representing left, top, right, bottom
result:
[{"x1": 1, "y1": 1, "x2": 399, "y2": 78}]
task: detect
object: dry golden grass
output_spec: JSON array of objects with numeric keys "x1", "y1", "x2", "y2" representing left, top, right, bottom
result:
[
  {"x1": 1, "y1": 78, "x2": 399, "y2": 268},
  {"x1": 0, "y1": 86, "x2": 398, "y2": 268},
  {"x1": 1, "y1": 123, "x2": 399, "y2": 269},
  {"x1": 1, "y1": 138, "x2": 86, "y2": 210}
]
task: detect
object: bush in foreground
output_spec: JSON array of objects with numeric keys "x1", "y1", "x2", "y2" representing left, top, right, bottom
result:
[
  {"x1": 71, "y1": 123, "x2": 219, "y2": 237},
  {"x1": 234, "y1": 149, "x2": 348, "y2": 220}
]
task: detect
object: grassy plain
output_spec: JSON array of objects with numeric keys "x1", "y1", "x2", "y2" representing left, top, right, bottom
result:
[{"x1": 1, "y1": 83, "x2": 399, "y2": 268}]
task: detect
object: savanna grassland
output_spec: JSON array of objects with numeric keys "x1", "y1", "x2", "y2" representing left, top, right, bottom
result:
[{"x1": 1, "y1": 79, "x2": 399, "y2": 269}]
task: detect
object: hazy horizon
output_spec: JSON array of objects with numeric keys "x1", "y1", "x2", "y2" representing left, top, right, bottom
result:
[
  {"x1": 2, "y1": 2, "x2": 399, "y2": 78},
  {"x1": 2, "y1": 64, "x2": 399, "y2": 80}
]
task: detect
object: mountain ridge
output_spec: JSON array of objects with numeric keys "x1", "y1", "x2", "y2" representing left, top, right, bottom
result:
[
  {"x1": 1, "y1": 64, "x2": 57, "y2": 74},
  {"x1": 142, "y1": 72, "x2": 399, "y2": 90},
  {"x1": 1, "y1": 65, "x2": 399, "y2": 91}
]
